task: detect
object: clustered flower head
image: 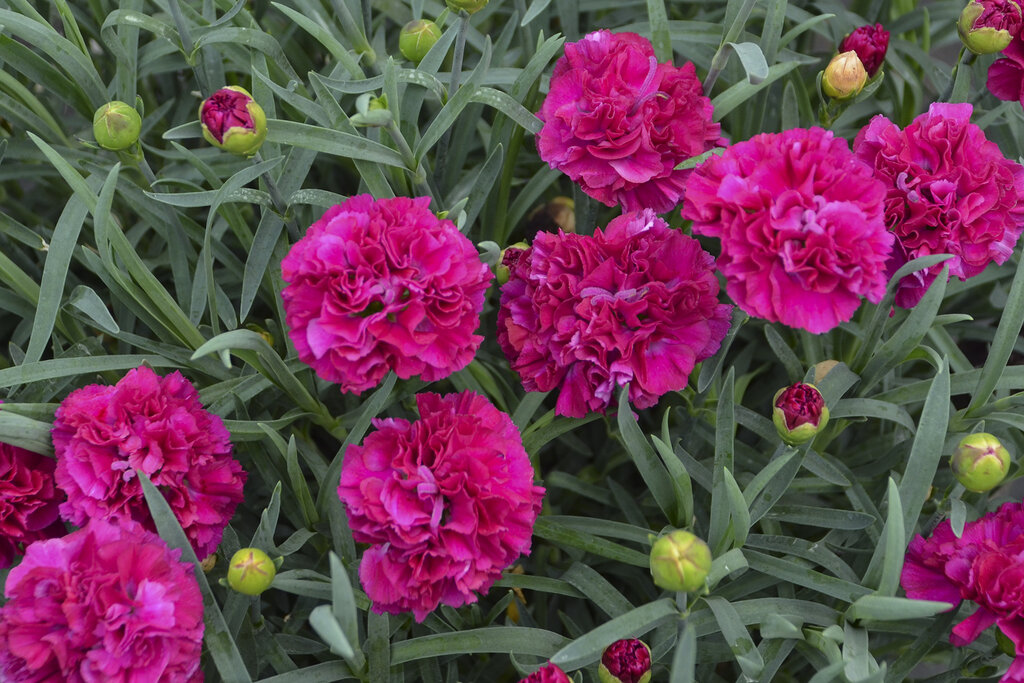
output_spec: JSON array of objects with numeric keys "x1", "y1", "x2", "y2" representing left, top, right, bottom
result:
[
  {"x1": 683, "y1": 126, "x2": 893, "y2": 333},
  {"x1": 0, "y1": 439, "x2": 64, "y2": 568},
  {"x1": 520, "y1": 663, "x2": 572, "y2": 683},
  {"x1": 902, "y1": 501, "x2": 1024, "y2": 681},
  {"x1": 840, "y1": 23, "x2": 890, "y2": 77},
  {"x1": 498, "y1": 210, "x2": 732, "y2": 418},
  {"x1": 537, "y1": 30, "x2": 721, "y2": 213},
  {"x1": 854, "y1": 102, "x2": 1024, "y2": 308},
  {"x1": 52, "y1": 365, "x2": 246, "y2": 559},
  {"x1": 338, "y1": 391, "x2": 544, "y2": 622},
  {"x1": 0, "y1": 520, "x2": 204, "y2": 682},
  {"x1": 281, "y1": 195, "x2": 492, "y2": 395}
]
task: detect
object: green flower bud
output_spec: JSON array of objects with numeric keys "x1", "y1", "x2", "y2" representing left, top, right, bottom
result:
[
  {"x1": 93, "y1": 101, "x2": 142, "y2": 151},
  {"x1": 199, "y1": 86, "x2": 268, "y2": 157},
  {"x1": 772, "y1": 383, "x2": 829, "y2": 445},
  {"x1": 649, "y1": 530, "x2": 712, "y2": 593},
  {"x1": 821, "y1": 51, "x2": 868, "y2": 100},
  {"x1": 400, "y1": 20, "x2": 442, "y2": 63},
  {"x1": 958, "y1": 0, "x2": 1021, "y2": 54},
  {"x1": 227, "y1": 547, "x2": 277, "y2": 595},
  {"x1": 446, "y1": 0, "x2": 489, "y2": 14},
  {"x1": 951, "y1": 432, "x2": 1011, "y2": 493}
]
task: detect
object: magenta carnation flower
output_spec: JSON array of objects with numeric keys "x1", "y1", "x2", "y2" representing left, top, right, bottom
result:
[
  {"x1": 281, "y1": 195, "x2": 492, "y2": 394},
  {"x1": 498, "y1": 210, "x2": 732, "y2": 417},
  {"x1": 338, "y1": 391, "x2": 544, "y2": 622},
  {"x1": 854, "y1": 103, "x2": 1024, "y2": 308},
  {"x1": 989, "y1": 36, "x2": 1024, "y2": 104},
  {"x1": 839, "y1": 23, "x2": 890, "y2": 77},
  {"x1": 537, "y1": 30, "x2": 721, "y2": 213},
  {"x1": 519, "y1": 662, "x2": 572, "y2": 682},
  {"x1": 683, "y1": 127, "x2": 893, "y2": 333},
  {"x1": 52, "y1": 366, "x2": 245, "y2": 559},
  {"x1": 0, "y1": 439, "x2": 64, "y2": 568},
  {"x1": 0, "y1": 520, "x2": 204, "y2": 682},
  {"x1": 902, "y1": 501, "x2": 1024, "y2": 681}
]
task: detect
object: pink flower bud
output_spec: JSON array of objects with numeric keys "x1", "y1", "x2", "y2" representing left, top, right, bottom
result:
[
  {"x1": 951, "y1": 432, "x2": 1011, "y2": 492},
  {"x1": 959, "y1": 0, "x2": 1023, "y2": 54},
  {"x1": 519, "y1": 662, "x2": 572, "y2": 682},
  {"x1": 496, "y1": 242, "x2": 529, "y2": 285},
  {"x1": 772, "y1": 383, "x2": 829, "y2": 445},
  {"x1": 599, "y1": 639, "x2": 652, "y2": 683},
  {"x1": 839, "y1": 23, "x2": 889, "y2": 77},
  {"x1": 199, "y1": 86, "x2": 268, "y2": 156}
]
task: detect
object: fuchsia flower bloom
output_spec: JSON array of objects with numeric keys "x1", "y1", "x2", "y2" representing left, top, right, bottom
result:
[
  {"x1": 0, "y1": 439, "x2": 64, "y2": 568},
  {"x1": 0, "y1": 520, "x2": 204, "y2": 682},
  {"x1": 519, "y1": 663, "x2": 572, "y2": 683},
  {"x1": 902, "y1": 501, "x2": 1024, "y2": 682},
  {"x1": 498, "y1": 210, "x2": 732, "y2": 418},
  {"x1": 989, "y1": 36, "x2": 1024, "y2": 104},
  {"x1": 854, "y1": 103, "x2": 1024, "y2": 308},
  {"x1": 683, "y1": 127, "x2": 892, "y2": 333},
  {"x1": 840, "y1": 23, "x2": 890, "y2": 77},
  {"x1": 537, "y1": 30, "x2": 721, "y2": 213},
  {"x1": 338, "y1": 391, "x2": 544, "y2": 622},
  {"x1": 281, "y1": 195, "x2": 492, "y2": 394},
  {"x1": 52, "y1": 366, "x2": 245, "y2": 559}
]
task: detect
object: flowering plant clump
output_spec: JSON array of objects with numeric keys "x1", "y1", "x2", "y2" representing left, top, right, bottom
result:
[
  {"x1": 0, "y1": 520, "x2": 204, "y2": 682},
  {"x1": 338, "y1": 391, "x2": 544, "y2": 621},
  {"x1": 0, "y1": 440, "x2": 64, "y2": 568},
  {"x1": 498, "y1": 209, "x2": 731, "y2": 417},
  {"x1": 281, "y1": 195, "x2": 492, "y2": 394},
  {"x1": 854, "y1": 102, "x2": 1024, "y2": 308},
  {"x1": 537, "y1": 30, "x2": 721, "y2": 213},
  {"x1": 52, "y1": 366, "x2": 246, "y2": 559},
  {"x1": 683, "y1": 127, "x2": 892, "y2": 333},
  {"x1": 840, "y1": 23, "x2": 890, "y2": 77},
  {"x1": 902, "y1": 502, "x2": 1024, "y2": 680}
]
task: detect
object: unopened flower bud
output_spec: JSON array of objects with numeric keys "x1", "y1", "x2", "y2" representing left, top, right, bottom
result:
[
  {"x1": 822, "y1": 51, "x2": 868, "y2": 100},
  {"x1": 199, "y1": 86, "x2": 268, "y2": 157},
  {"x1": 958, "y1": 0, "x2": 1022, "y2": 54},
  {"x1": 527, "y1": 197, "x2": 576, "y2": 235},
  {"x1": 446, "y1": 0, "x2": 488, "y2": 13},
  {"x1": 93, "y1": 101, "x2": 142, "y2": 151},
  {"x1": 951, "y1": 432, "x2": 1011, "y2": 492},
  {"x1": 227, "y1": 547, "x2": 277, "y2": 595},
  {"x1": 519, "y1": 662, "x2": 572, "y2": 682},
  {"x1": 649, "y1": 529, "x2": 712, "y2": 593},
  {"x1": 496, "y1": 242, "x2": 529, "y2": 285},
  {"x1": 599, "y1": 639, "x2": 652, "y2": 683},
  {"x1": 773, "y1": 383, "x2": 829, "y2": 445},
  {"x1": 839, "y1": 23, "x2": 889, "y2": 78},
  {"x1": 400, "y1": 19, "x2": 442, "y2": 63}
]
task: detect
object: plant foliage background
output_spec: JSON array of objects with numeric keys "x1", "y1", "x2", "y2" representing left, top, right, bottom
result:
[{"x1": 0, "y1": 0, "x2": 1023, "y2": 681}]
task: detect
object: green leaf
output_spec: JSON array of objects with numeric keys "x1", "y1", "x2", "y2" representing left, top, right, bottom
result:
[
  {"x1": 709, "y1": 368, "x2": 736, "y2": 551},
  {"x1": 138, "y1": 472, "x2": 253, "y2": 683},
  {"x1": 391, "y1": 627, "x2": 569, "y2": 663},
  {"x1": 670, "y1": 622, "x2": 697, "y2": 683},
  {"x1": 550, "y1": 599, "x2": 678, "y2": 669},
  {"x1": 617, "y1": 386, "x2": 677, "y2": 524},
  {"x1": 560, "y1": 562, "x2": 634, "y2": 618},
  {"x1": 725, "y1": 42, "x2": 769, "y2": 84},
  {"x1": 532, "y1": 517, "x2": 651, "y2": 567},
  {"x1": 697, "y1": 309, "x2": 747, "y2": 392},
  {"x1": 704, "y1": 596, "x2": 764, "y2": 678},
  {"x1": 266, "y1": 120, "x2": 406, "y2": 168},
  {"x1": 645, "y1": 0, "x2": 672, "y2": 61},
  {"x1": 862, "y1": 479, "x2": 905, "y2": 595},
  {"x1": 846, "y1": 595, "x2": 954, "y2": 622},
  {"x1": 898, "y1": 360, "x2": 950, "y2": 543},
  {"x1": 0, "y1": 407, "x2": 54, "y2": 455},
  {"x1": 309, "y1": 604, "x2": 355, "y2": 660},
  {"x1": 970, "y1": 248, "x2": 1024, "y2": 414},
  {"x1": 712, "y1": 62, "x2": 801, "y2": 119},
  {"x1": 0, "y1": 355, "x2": 179, "y2": 388}
]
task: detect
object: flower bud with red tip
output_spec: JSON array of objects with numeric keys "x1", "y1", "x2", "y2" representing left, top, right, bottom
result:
[
  {"x1": 839, "y1": 24, "x2": 889, "y2": 77},
  {"x1": 959, "y1": 0, "x2": 1023, "y2": 54},
  {"x1": 773, "y1": 383, "x2": 829, "y2": 445},
  {"x1": 199, "y1": 86, "x2": 267, "y2": 157},
  {"x1": 951, "y1": 432, "x2": 1011, "y2": 492},
  {"x1": 519, "y1": 662, "x2": 572, "y2": 682},
  {"x1": 599, "y1": 639, "x2": 652, "y2": 683}
]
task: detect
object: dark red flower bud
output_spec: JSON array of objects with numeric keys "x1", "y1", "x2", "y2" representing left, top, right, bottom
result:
[
  {"x1": 772, "y1": 383, "x2": 829, "y2": 445},
  {"x1": 599, "y1": 639, "x2": 652, "y2": 683},
  {"x1": 199, "y1": 86, "x2": 267, "y2": 156},
  {"x1": 840, "y1": 24, "x2": 889, "y2": 77},
  {"x1": 519, "y1": 662, "x2": 572, "y2": 682},
  {"x1": 959, "y1": 0, "x2": 1023, "y2": 54}
]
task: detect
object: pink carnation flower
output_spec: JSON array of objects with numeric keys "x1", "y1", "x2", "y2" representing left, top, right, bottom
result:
[
  {"x1": 52, "y1": 366, "x2": 246, "y2": 559},
  {"x1": 338, "y1": 391, "x2": 544, "y2": 622},
  {"x1": 902, "y1": 501, "x2": 1024, "y2": 682},
  {"x1": 683, "y1": 127, "x2": 893, "y2": 333},
  {"x1": 281, "y1": 195, "x2": 492, "y2": 394},
  {"x1": 839, "y1": 23, "x2": 890, "y2": 77},
  {"x1": 989, "y1": 36, "x2": 1024, "y2": 104},
  {"x1": 519, "y1": 662, "x2": 572, "y2": 682},
  {"x1": 0, "y1": 520, "x2": 204, "y2": 682},
  {"x1": 537, "y1": 30, "x2": 721, "y2": 213},
  {"x1": 854, "y1": 103, "x2": 1024, "y2": 308},
  {"x1": 498, "y1": 210, "x2": 731, "y2": 417},
  {"x1": 0, "y1": 438, "x2": 64, "y2": 568}
]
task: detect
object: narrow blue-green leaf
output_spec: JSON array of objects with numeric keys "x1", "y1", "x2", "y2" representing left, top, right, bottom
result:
[
  {"x1": 726, "y1": 42, "x2": 769, "y2": 83},
  {"x1": 707, "y1": 547, "x2": 749, "y2": 588},
  {"x1": 645, "y1": 0, "x2": 672, "y2": 61},
  {"x1": 712, "y1": 62, "x2": 800, "y2": 119},
  {"x1": 617, "y1": 386, "x2": 677, "y2": 523},
  {"x1": 743, "y1": 447, "x2": 797, "y2": 506},
  {"x1": 329, "y1": 552, "x2": 362, "y2": 659},
  {"x1": 764, "y1": 325, "x2": 802, "y2": 383},
  {"x1": 723, "y1": 468, "x2": 750, "y2": 549},
  {"x1": 950, "y1": 55, "x2": 972, "y2": 103},
  {"x1": 269, "y1": 2, "x2": 363, "y2": 77},
  {"x1": 899, "y1": 360, "x2": 950, "y2": 543},
  {"x1": 253, "y1": 662, "x2": 354, "y2": 682},
  {"x1": 778, "y1": 13, "x2": 835, "y2": 47},
  {"x1": 745, "y1": 551, "x2": 872, "y2": 603},
  {"x1": 309, "y1": 604, "x2": 355, "y2": 660},
  {"x1": 523, "y1": 410, "x2": 602, "y2": 455},
  {"x1": 670, "y1": 622, "x2": 696, "y2": 683},
  {"x1": 765, "y1": 505, "x2": 875, "y2": 530},
  {"x1": 550, "y1": 599, "x2": 678, "y2": 669},
  {"x1": 709, "y1": 368, "x2": 735, "y2": 551},
  {"x1": 970, "y1": 250, "x2": 1024, "y2": 414},
  {"x1": 704, "y1": 596, "x2": 764, "y2": 678},
  {"x1": 391, "y1": 627, "x2": 569, "y2": 663},
  {"x1": 0, "y1": 355, "x2": 178, "y2": 388},
  {"x1": 652, "y1": 431, "x2": 693, "y2": 528},
  {"x1": 0, "y1": 407, "x2": 53, "y2": 455},
  {"x1": 560, "y1": 562, "x2": 634, "y2": 618},
  {"x1": 470, "y1": 87, "x2": 542, "y2": 133},
  {"x1": 250, "y1": 481, "x2": 282, "y2": 551},
  {"x1": 266, "y1": 120, "x2": 405, "y2": 167},
  {"x1": 68, "y1": 286, "x2": 119, "y2": 334},
  {"x1": 533, "y1": 517, "x2": 651, "y2": 567},
  {"x1": 138, "y1": 472, "x2": 253, "y2": 683},
  {"x1": 521, "y1": 0, "x2": 552, "y2": 24},
  {"x1": 698, "y1": 309, "x2": 747, "y2": 392},
  {"x1": 846, "y1": 595, "x2": 954, "y2": 622},
  {"x1": 831, "y1": 398, "x2": 915, "y2": 432},
  {"x1": 863, "y1": 479, "x2": 905, "y2": 595},
  {"x1": 951, "y1": 497, "x2": 967, "y2": 537}
]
